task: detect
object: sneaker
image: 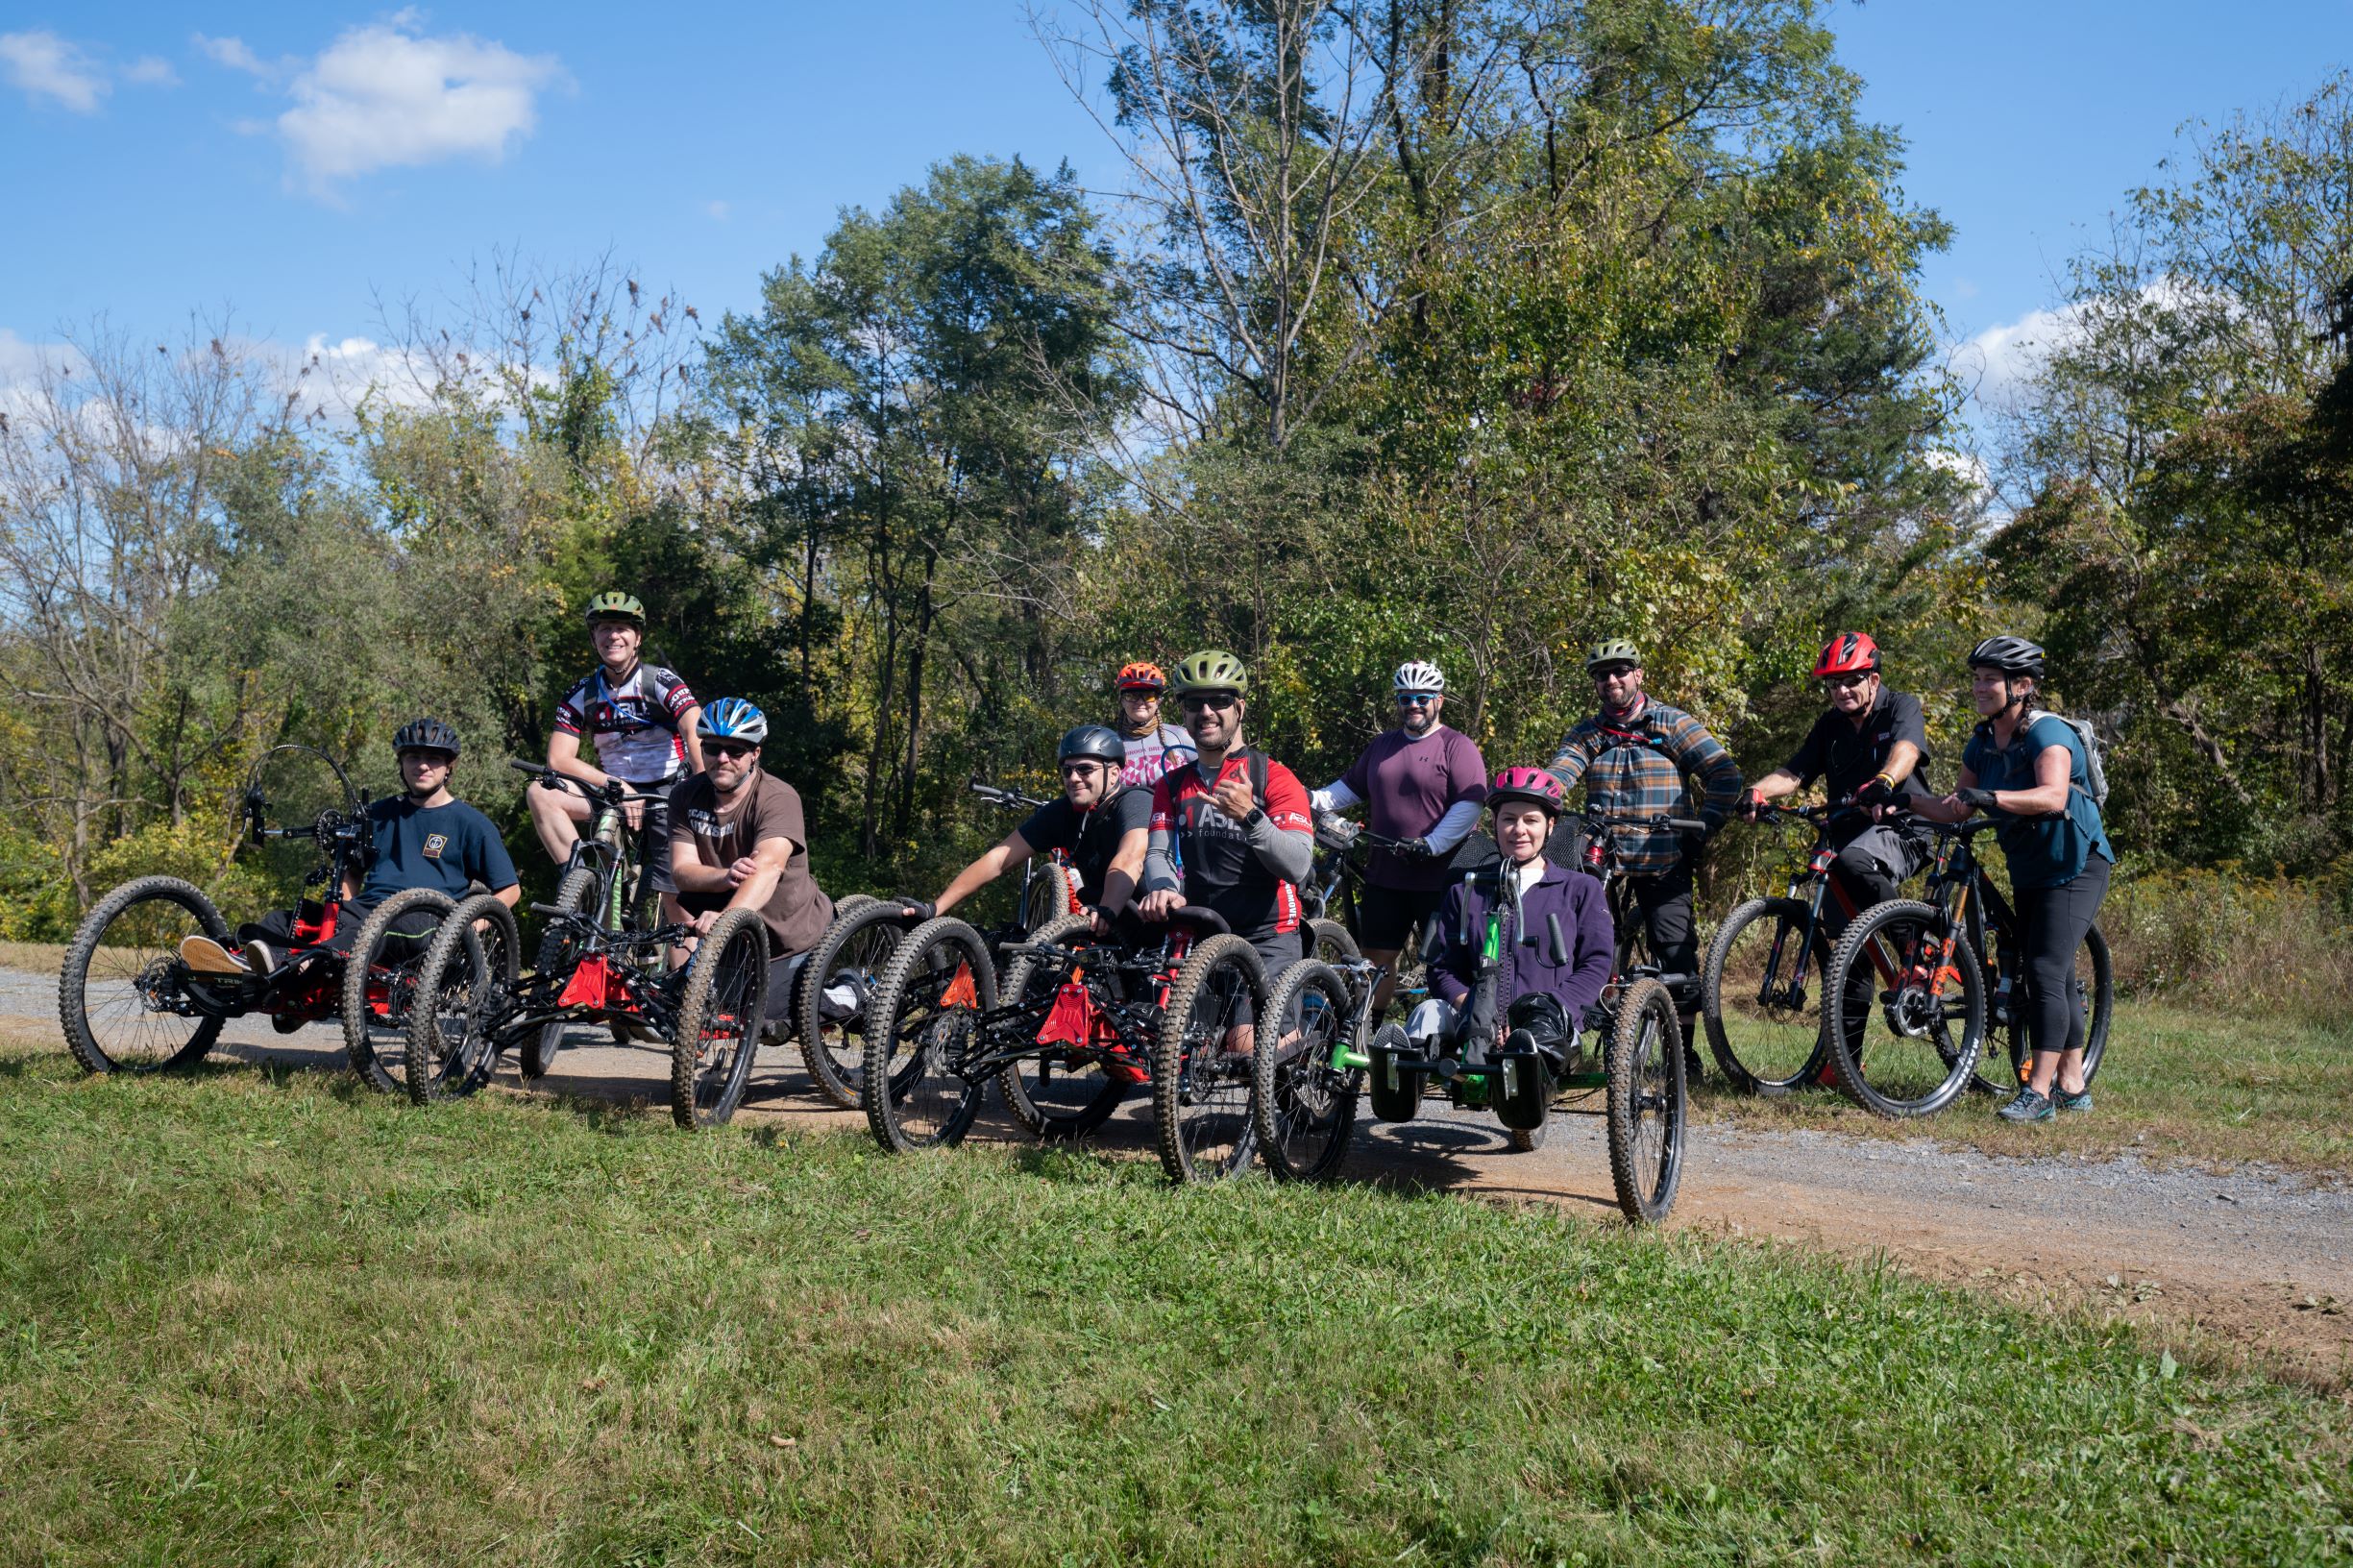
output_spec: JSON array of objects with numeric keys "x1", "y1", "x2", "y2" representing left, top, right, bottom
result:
[
  {"x1": 1998, "y1": 1087, "x2": 2055, "y2": 1123},
  {"x1": 243, "y1": 940, "x2": 276, "y2": 975},
  {"x1": 178, "y1": 936, "x2": 251, "y2": 975},
  {"x1": 2053, "y1": 1086, "x2": 2094, "y2": 1115},
  {"x1": 818, "y1": 980, "x2": 864, "y2": 1022}
]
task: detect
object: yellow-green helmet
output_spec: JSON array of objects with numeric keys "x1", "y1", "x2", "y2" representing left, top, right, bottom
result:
[
  {"x1": 583, "y1": 590, "x2": 646, "y2": 626},
  {"x1": 1169, "y1": 648, "x2": 1249, "y2": 697},
  {"x1": 1584, "y1": 637, "x2": 1642, "y2": 673}
]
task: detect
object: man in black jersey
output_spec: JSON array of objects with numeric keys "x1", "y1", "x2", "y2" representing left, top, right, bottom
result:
[
  {"x1": 916, "y1": 725, "x2": 1148, "y2": 933},
  {"x1": 1742, "y1": 631, "x2": 1933, "y2": 923}
]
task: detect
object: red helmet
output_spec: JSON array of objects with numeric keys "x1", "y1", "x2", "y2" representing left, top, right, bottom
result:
[
  {"x1": 1812, "y1": 632, "x2": 1881, "y2": 679},
  {"x1": 1486, "y1": 765, "x2": 1565, "y2": 817},
  {"x1": 1115, "y1": 661, "x2": 1167, "y2": 693}
]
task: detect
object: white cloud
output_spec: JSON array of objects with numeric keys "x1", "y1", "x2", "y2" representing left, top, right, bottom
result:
[
  {"x1": 0, "y1": 30, "x2": 108, "y2": 111},
  {"x1": 1951, "y1": 303, "x2": 2083, "y2": 412},
  {"x1": 123, "y1": 55, "x2": 179, "y2": 87},
  {"x1": 192, "y1": 33, "x2": 271, "y2": 77},
  {"x1": 274, "y1": 19, "x2": 567, "y2": 192}
]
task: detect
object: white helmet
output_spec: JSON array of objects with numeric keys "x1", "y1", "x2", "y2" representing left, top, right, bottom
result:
[{"x1": 1392, "y1": 659, "x2": 1446, "y2": 695}]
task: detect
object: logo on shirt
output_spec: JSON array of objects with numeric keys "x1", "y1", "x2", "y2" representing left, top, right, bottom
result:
[
  {"x1": 689, "y1": 809, "x2": 725, "y2": 839},
  {"x1": 422, "y1": 833, "x2": 449, "y2": 859}
]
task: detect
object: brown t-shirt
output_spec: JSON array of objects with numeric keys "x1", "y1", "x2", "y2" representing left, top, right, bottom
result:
[{"x1": 668, "y1": 771, "x2": 833, "y2": 956}]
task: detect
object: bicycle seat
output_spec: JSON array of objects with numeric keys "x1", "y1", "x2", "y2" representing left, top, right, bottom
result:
[{"x1": 1167, "y1": 905, "x2": 1231, "y2": 935}]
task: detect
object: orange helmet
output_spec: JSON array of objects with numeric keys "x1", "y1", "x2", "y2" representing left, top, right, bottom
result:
[
  {"x1": 1812, "y1": 632, "x2": 1881, "y2": 679},
  {"x1": 1115, "y1": 661, "x2": 1167, "y2": 693}
]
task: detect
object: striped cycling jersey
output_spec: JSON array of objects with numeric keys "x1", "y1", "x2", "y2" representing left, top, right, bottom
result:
[{"x1": 553, "y1": 663, "x2": 698, "y2": 784}]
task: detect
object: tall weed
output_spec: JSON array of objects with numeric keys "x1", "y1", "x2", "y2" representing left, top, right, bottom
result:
[{"x1": 2100, "y1": 866, "x2": 2353, "y2": 1027}]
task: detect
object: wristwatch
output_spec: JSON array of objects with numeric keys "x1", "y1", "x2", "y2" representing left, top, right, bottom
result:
[{"x1": 1242, "y1": 806, "x2": 1267, "y2": 829}]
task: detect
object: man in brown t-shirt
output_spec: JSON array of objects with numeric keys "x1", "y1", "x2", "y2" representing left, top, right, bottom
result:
[{"x1": 667, "y1": 699, "x2": 834, "y2": 1017}]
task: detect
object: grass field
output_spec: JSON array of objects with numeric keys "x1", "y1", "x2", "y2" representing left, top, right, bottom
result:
[
  {"x1": 1697, "y1": 1004, "x2": 2353, "y2": 1175},
  {"x1": 2, "y1": 1053, "x2": 2347, "y2": 1566}
]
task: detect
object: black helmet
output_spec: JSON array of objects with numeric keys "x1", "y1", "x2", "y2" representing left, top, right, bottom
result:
[
  {"x1": 1506, "y1": 992, "x2": 1572, "y2": 1055},
  {"x1": 1967, "y1": 635, "x2": 2046, "y2": 679},
  {"x1": 1058, "y1": 724, "x2": 1126, "y2": 767},
  {"x1": 393, "y1": 718, "x2": 461, "y2": 758}
]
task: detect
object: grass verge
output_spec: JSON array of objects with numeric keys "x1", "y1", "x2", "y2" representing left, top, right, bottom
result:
[
  {"x1": 1698, "y1": 1003, "x2": 2353, "y2": 1175},
  {"x1": 3, "y1": 1053, "x2": 2349, "y2": 1566}
]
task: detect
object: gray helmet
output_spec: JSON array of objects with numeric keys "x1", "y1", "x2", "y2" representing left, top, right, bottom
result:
[
  {"x1": 1967, "y1": 635, "x2": 2046, "y2": 679},
  {"x1": 392, "y1": 717, "x2": 461, "y2": 758},
  {"x1": 1584, "y1": 637, "x2": 1642, "y2": 674},
  {"x1": 1058, "y1": 724, "x2": 1126, "y2": 767}
]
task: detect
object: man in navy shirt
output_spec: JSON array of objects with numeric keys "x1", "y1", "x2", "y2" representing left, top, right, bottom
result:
[{"x1": 179, "y1": 719, "x2": 521, "y2": 975}]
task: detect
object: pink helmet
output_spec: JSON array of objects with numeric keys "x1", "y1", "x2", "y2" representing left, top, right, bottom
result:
[{"x1": 1487, "y1": 765, "x2": 1565, "y2": 817}]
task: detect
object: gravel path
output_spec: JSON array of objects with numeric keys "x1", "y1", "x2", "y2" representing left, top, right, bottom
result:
[{"x1": 14, "y1": 964, "x2": 2351, "y2": 1386}]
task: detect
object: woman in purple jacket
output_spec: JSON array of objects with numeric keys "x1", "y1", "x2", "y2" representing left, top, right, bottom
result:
[{"x1": 1408, "y1": 767, "x2": 1615, "y2": 1061}]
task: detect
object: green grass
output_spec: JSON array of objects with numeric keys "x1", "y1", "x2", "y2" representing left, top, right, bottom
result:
[
  {"x1": 1698, "y1": 1003, "x2": 2353, "y2": 1175},
  {"x1": 3, "y1": 1055, "x2": 2348, "y2": 1565}
]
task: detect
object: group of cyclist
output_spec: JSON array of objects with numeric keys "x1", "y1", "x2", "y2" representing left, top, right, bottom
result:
[{"x1": 181, "y1": 585, "x2": 2114, "y2": 1126}]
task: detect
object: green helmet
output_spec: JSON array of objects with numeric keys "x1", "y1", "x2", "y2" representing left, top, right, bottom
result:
[
  {"x1": 583, "y1": 590, "x2": 646, "y2": 626},
  {"x1": 1584, "y1": 638, "x2": 1642, "y2": 673},
  {"x1": 1169, "y1": 648, "x2": 1249, "y2": 697}
]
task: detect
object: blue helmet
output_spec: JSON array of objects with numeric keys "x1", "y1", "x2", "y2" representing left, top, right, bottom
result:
[{"x1": 698, "y1": 697, "x2": 769, "y2": 746}]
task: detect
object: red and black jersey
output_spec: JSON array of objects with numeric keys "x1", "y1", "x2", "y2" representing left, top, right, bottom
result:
[{"x1": 1148, "y1": 748, "x2": 1312, "y2": 933}]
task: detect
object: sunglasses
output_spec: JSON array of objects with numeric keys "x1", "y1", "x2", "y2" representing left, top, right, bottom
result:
[
  {"x1": 706, "y1": 742, "x2": 758, "y2": 761},
  {"x1": 1178, "y1": 692, "x2": 1238, "y2": 713},
  {"x1": 1823, "y1": 674, "x2": 1872, "y2": 691},
  {"x1": 1591, "y1": 664, "x2": 1636, "y2": 680},
  {"x1": 1396, "y1": 693, "x2": 1439, "y2": 706}
]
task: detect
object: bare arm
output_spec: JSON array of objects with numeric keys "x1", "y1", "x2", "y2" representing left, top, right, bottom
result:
[
  {"x1": 676, "y1": 703, "x2": 706, "y2": 775},
  {"x1": 546, "y1": 728, "x2": 608, "y2": 790},
  {"x1": 933, "y1": 832, "x2": 1030, "y2": 918},
  {"x1": 1096, "y1": 826, "x2": 1148, "y2": 919}
]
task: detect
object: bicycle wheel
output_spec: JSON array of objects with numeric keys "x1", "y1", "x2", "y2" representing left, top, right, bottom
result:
[
  {"x1": 796, "y1": 900, "x2": 911, "y2": 1109},
  {"x1": 1606, "y1": 978, "x2": 1687, "y2": 1224},
  {"x1": 404, "y1": 894, "x2": 522, "y2": 1105},
  {"x1": 862, "y1": 917, "x2": 996, "y2": 1152},
  {"x1": 1020, "y1": 862, "x2": 1081, "y2": 934},
  {"x1": 341, "y1": 887, "x2": 459, "y2": 1093},
  {"x1": 1308, "y1": 918, "x2": 1359, "y2": 966},
  {"x1": 1702, "y1": 895, "x2": 1830, "y2": 1095},
  {"x1": 58, "y1": 876, "x2": 231, "y2": 1074},
  {"x1": 1151, "y1": 933, "x2": 1265, "y2": 1185},
  {"x1": 1824, "y1": 900, "x2": 1987, "y2": 1117},
  {"x1": 1251, "y1": 958, "x2": 1361, "y2": 1184},
  {"x1": 669, "y1": 907, "x2": 769, "y2": 1129},
  {"x1": 523, "y1": 866, "x2": 600, "y2": 1078},
  {"x1": 996, "y1": 914, "x2": 1127, "y2": 1141},
  {"x1": 1982, "y1": 920, "x2": 2116, "y2": 1092}
]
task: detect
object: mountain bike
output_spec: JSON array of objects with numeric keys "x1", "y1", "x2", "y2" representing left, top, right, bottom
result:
[
  {"x1": 1820, "y1": 814, "x2": 2113, "y2": 1117},
  {"x1": 1301, "y1": 812, "x2": 1434, "y2": 980},
  {"x1": 968, "y1": 777, "x2": 1083, "y2": 938},
  {"x1": 510, "y1": 760, "x2": 674, "y2": 1077},
  {"x1": 1700, "y1": 801, "x2": 1885, "y2": 1095}
]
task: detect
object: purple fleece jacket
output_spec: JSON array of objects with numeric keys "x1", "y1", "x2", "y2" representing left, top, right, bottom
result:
[{"x1": 1430, "y1": 857, "x2": 1615, "y2": 1020}]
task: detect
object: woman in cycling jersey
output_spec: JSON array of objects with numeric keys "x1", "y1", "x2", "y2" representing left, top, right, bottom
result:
[{"x1": 1914, "y1": 636, "x2": 2116, "y2": 1123}]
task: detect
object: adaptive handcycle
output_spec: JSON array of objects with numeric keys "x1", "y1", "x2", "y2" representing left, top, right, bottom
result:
[
  {"x1": 57, "y1": 744, "x2": 466, "y2": 1091},
  {"x1": 855, "y1": 904, "x2": 1271, "y2": 1184},
  {"x1": 399, "y1": 762, "x2": 889, "y2": 1123}
]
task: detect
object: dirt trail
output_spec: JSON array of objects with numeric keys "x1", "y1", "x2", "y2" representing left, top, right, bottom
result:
[{"x1": 13, "y1": 976, "x2": 2351, "y2": 1388}]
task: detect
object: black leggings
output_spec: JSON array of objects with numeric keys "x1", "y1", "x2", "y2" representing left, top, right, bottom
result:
[{"x1": 2015, "y1": 854, "x2": 2111, "y2": 1058}]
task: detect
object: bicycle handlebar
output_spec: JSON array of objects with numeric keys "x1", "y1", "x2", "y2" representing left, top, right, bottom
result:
[
  {"x1": 507, "y1": 758, "x2": 672, "y2": 806},
  {"x1": 969, "y1": 777, "x2": 1050, "y2": 813},
  {"x1": 1584, "y1": 808, "x2": 1709, "y2": 835}
]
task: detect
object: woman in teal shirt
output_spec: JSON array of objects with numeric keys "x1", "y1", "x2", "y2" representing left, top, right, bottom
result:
[{"x1": 1912, "y1": 637, "x2": 2116, "y2": 1122}]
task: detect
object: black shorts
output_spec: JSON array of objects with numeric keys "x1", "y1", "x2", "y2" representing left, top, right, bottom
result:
[
  {"x1": 1356, "y1": 880, "x2": 1448, "y2": 952},
  {"x1": 629, "y1": 793, "x2": 674, "y2": 895}
]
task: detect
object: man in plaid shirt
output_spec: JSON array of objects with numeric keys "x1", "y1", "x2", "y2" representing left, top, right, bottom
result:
[{"x1": 1547, "y1": 639, "x2": 1744, "y2": 1057}]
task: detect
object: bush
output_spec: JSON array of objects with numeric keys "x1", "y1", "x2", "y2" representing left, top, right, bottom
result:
[
  {"x1": 0, "y1": 821, "x2": 277, "y2": 943},
  {"x1": 2101, "y1": 865, "x2": 2353, "y2": 1028}
]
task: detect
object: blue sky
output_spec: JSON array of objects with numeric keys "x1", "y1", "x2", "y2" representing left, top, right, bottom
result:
[{"x1": 2, "y1": 2, "x2": 2345, "y2": 404}]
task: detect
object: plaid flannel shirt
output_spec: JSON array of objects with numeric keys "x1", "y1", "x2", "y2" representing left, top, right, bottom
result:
[{"x1": 1546, "y1": 699, "x2": 1744, "y2": 876}]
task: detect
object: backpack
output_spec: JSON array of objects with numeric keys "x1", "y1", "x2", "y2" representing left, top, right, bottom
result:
[{"x1": 2038, "y1": 713, "x2": 2110, "y2": 809}]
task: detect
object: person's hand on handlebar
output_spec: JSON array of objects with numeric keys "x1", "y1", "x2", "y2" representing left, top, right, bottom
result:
[
  {"x1": 1737, "y1": 789, "x2": 1767, "y2": 822},
  {"x1": 1395, "y1": 836, "x2": 1435, "y2": 859},
  {"x1": 1954, "y1": 787, "x2": 1998, "y2": 812},
  {"x1": 1137, "y1": 888, "x2": 1180, "y2": 921}
]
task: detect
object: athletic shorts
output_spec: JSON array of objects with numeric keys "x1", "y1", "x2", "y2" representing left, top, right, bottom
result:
[
  {"x1": 628, "y1": 792, "x2": 674, "y2": 895},
  {"x1": 1357, "y1": 880, "x2": 1448, "y2": 952}
]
